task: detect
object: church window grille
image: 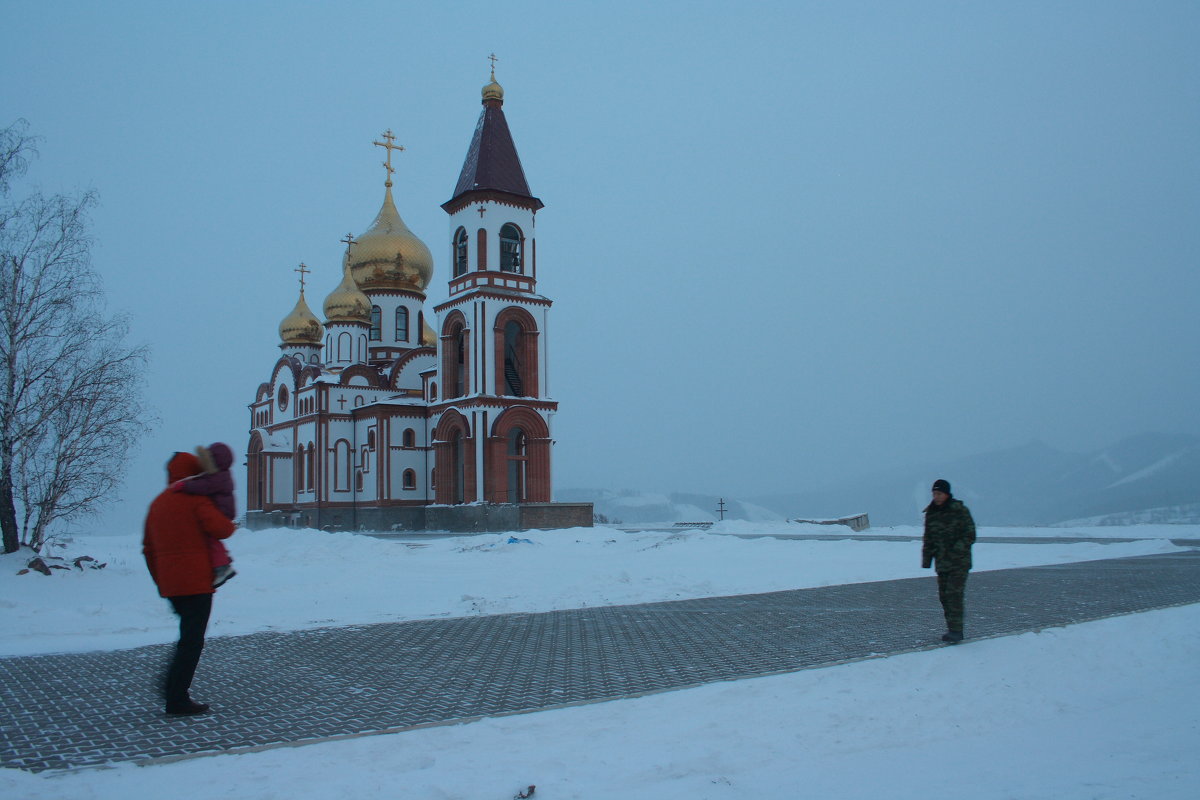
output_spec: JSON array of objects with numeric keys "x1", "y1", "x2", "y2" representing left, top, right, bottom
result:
[
  {"x1": 369, "y1": 306, "x2": 381, "y2": 341},
  {"x1": 396, "y1": 307, "x2": 409, "y2": 342},
  {"x1": 500, "y1": 224, "x2": 522, "y2": 273},
  {"x1": 453, "y1": 227, "x2": 468, "y2": 277},
  {"x1": 403, "y1": 469, "x2": 416, "y2": 490}
]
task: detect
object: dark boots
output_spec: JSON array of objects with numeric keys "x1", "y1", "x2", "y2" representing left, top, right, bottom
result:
[
  {"x1": 165, "y1": 697, "x2": 210, "y2": 716},
  {"x1": 941, "y1": 629, "x2": 964, "y2": 643}
]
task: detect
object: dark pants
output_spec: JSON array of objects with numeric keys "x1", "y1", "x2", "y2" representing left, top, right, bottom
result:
[
  {"x1": 165, "y1": 594, "x2": 213, "y2": 706},
  {"x1": 936, "y1": 570, "x2": 969, "y2": 633}
]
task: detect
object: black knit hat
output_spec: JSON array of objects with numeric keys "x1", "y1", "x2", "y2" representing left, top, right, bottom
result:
[{"x1": 932, "y1": 479, "x2": 951, "y2": 495}]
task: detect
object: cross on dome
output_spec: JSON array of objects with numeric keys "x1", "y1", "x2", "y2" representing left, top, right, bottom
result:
[
  {"x1": 372, "y1": 129, "x2": 404, "y2": 188},
  {"x1": 295, "y1": 262, "x2": 310, "y2": 293}
]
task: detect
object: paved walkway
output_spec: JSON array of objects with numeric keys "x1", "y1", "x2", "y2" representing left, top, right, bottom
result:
[{"x1": 3, "y1": 550, "x2": 1199, "y2": 773}]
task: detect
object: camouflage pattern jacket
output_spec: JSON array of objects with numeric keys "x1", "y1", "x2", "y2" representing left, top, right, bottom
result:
[{"x1": 922, "y1": 498, "x2": 976, "y2": 573}]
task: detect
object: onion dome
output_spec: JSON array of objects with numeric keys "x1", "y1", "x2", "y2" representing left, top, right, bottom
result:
[
  {"x1": 279, "y1": 290, "x2": 322, "y2": 344},
  {"x1": 482, "y1": 71, "x2": 504, "y2": 103},
  {"x1": 347, "y1": 186, "x2": 434, "y2": 294},
  {"x1": 420, "y1": 317, "x2": 436, "y2": 347},
  {"x1": 323, "y1": 263, "x2": 371, "y2": 324}
]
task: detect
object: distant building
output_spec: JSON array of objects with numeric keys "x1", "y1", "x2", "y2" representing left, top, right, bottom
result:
[{"x1": 246, "y1": 69, "x2": 591, "y2": 532}]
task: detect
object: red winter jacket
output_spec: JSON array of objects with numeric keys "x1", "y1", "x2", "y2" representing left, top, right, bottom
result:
[{"x1": 143, "y1": 452, "x2": 236, "y2": 597}]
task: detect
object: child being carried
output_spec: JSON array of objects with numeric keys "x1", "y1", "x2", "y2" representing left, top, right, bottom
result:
[{"x1": 172, "y1": 442, "x2": 238, "y2": 587}]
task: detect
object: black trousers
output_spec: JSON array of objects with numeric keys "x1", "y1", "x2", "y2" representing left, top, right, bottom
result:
[
  {"x1": 165, "y1": 594, "x2": 213, "y2": 705},
  {"x1": 936, "y1": 570, "x2": 969, "y2": 633}
]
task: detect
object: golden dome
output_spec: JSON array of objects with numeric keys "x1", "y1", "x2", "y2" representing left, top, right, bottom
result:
[
  {"x1": 279, "y1": 291, "x2": 322, "y2": 344},
  {"x1": 421, "y1": 317, "x2": 436, "y2": 347},
  {"x1": 482, "y1": 72, "x2": 504, "y2": 102},
  {"x1": 348, "y1": 186, "x2": 434, "y2": 294},
  {"x1": 323, "y1": 263, "x2": 371, "y2": 324}
]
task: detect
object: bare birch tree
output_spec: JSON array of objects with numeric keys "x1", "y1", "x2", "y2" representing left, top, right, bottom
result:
[{"x1": 0, "y1": 120, "x2": 151, "y2": 553}]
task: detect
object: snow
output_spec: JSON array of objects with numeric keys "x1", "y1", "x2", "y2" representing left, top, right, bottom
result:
[{"x1": 2, "y1": 522, "x2": 1198, "y2": 798}]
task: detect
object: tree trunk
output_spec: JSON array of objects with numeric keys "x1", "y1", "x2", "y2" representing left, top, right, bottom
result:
[{"x1": 0, "y1": 469, "x2": 20, "y2": 554}]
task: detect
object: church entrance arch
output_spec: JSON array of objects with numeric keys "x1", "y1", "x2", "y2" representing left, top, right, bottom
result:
[
  {"x1": 433, "y1": 410, "x2": 475, "y2": 504},
  {"x1": 485, "y1": 407, "x2": 550, "y2": 503}
]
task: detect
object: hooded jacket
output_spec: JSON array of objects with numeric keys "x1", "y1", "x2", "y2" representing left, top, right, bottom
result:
[
  {"x1": 176, "y1": 442, "x2": 236, "y2": 520},
  {"x1": 143, "y1": 452, "x2": 236, "y2": 597}
]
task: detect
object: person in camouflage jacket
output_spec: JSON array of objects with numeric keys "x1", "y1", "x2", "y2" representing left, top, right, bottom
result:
[{"x1": 922, "y1": 478, "x2": 975, "y2": 642}]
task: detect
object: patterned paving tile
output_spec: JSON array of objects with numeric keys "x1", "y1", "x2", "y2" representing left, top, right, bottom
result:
[{"x1": 1, "y1": 550, "x2": 1198, "y2": 772}]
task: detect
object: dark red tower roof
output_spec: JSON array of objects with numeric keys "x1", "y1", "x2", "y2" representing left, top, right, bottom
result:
[{"x1": 443, "y1": 87, "x2": 543, "y2": 213}]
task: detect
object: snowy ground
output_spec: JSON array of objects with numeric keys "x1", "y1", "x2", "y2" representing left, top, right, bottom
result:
[{"x1": 2, "y1": 522, "x2": 1198, "y2": 799}]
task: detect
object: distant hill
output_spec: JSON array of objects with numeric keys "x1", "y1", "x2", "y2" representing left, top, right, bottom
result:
[
  {"x1": 746, "y1": 432, "x2": 1200, "y2": 526},
  {"x1": 559, "y1": 432, "x2": 1200, "y2": 527}
]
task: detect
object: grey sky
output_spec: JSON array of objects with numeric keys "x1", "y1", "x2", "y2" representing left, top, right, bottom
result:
[{"x1": 3, "y1": 1, "x2": 1197, "y2": 529}]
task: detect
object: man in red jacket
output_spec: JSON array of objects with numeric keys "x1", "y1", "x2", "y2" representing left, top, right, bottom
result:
[{"x1": 143, "y1": 451, "x2": 237, "y2": 716}]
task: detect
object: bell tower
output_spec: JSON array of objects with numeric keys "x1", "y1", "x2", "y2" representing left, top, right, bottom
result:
[{"x1": 433, "y1": 60, "x2": 556, "y2": 505}]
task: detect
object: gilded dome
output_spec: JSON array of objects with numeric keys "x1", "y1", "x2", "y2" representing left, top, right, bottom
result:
[
  {"x1": 279, "y1": 291, "x2": 322, "y2": 345},
  {"x1": 482, "y1": 73, "x2": 504, "y2": 102},
  {"x1": 323, "y1": 263, "x2": 371, "y2": 324},
  {"x1": 348, "y1": 186, "x2": 434, "y2": 294},
  {"x1": 421, "y1": 317, "x2": 436, "y2": 347}
]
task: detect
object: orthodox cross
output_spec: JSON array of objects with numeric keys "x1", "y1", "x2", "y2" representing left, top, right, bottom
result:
[
  {"x1": 341, "y1": 232, "x2": 357, "y2": 256},
  {"x1": 294, "y1": 262, "x2": 310, "y2": 293},
  {"x1": 373, "y1": 129, "x2": 404, "y2": 187},
  {"x1": 488, "y1": 52, "x2": 499, "y2": 78}
]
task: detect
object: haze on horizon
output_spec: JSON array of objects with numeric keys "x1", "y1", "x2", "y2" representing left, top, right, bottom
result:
[{"x1": 3, "y1": 1, "x2": 1197, "y2": 530}]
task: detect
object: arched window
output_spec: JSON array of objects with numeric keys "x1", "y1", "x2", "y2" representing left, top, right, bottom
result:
[
  {"x1": 335, "y1": 440, "x2": 351, "y2": 491},
  {"x1": 369, "y1": 306, "x2": 381, "y2": 341},
  {"x1": 453, "y1": 227, "x2": 468, "y2": 277},
  {"x1": 295, "y1": 444, "x2": 305, "y2": 494},
  {"x1": 503, "y1": 320, "x2": 524, "y2": 396},
  {"x1": 337, "y1": 332, "x2": 351, "y2": 361},
  {"x1": 402, "y1": 428, "x2": 416, "y2": 448},
  {"x1": 396, "y1": 306, "x2": 409, "y2": 342},
  {"x1": 429, "y1": 382, "x2": 438, "y2": 401},
  {"x1": 500, "y1": 224, "x2": 522, "y2": 273},
  {"x1": 476, "y1": 228, "x2": 487, "y2": 270},
  {"x1": 403, "y1": 469, "x2": 416, "y2": 490},
  {"x1": 367, "y1": 429, "x2": 376, "y2": 450},
  {"x1": 355, "y1": 470, "x2": 364, "y2": 492},
  {"x1": 507, "y1": 427, "x2": 527, "y2": 503},
  {"x1": 306, "y1": 443, "x2": 315, "y2": 492}
]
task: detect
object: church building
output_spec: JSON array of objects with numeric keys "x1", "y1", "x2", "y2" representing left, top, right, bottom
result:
[{"x1": 245, "y1": 69, "x2": 591, "y2": 532}]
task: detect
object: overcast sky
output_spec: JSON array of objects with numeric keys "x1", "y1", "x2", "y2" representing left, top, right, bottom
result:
[{"x1": 3, "y1": 1, "x2": 1198, "y2": 529}]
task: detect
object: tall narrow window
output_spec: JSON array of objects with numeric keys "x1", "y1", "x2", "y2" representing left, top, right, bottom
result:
[
  {"x1": 507, "y1": 427, "x2": 528, "y2": 503},
  {"x1": 403, "y1": 469, "x2": 416, "y2": 490},
  {"x1": 453, "y1": 227, "x2": 468, "y2": 277},
  {"x1": 500, "y1": 224, "x2": 522, "y2": 273},
  {"x1": 306, "y1": 443, "x2": 315, "y2": 492},
  {"x1": 396, "y1": 306, "x2": 409, "y2": 342},
  {"x1": 503, "y1": 320, "x2": 524, "y2": 396},
  {"x1": 402, "y1": 428, "x2": 416, "y2": 448},
  {"x1": 335, "y1": 440, "x2": 352, "y2": 491},
  {"x1": 369, "y1": 306, "x2": 381, "y2": 341}
]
